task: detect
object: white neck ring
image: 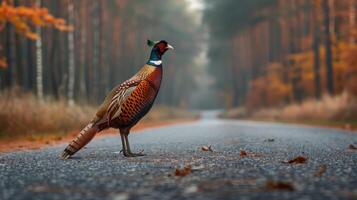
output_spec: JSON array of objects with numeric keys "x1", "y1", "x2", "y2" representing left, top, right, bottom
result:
[{"x1": 149, "y1": 60, "x2": 162, "y2": 65}]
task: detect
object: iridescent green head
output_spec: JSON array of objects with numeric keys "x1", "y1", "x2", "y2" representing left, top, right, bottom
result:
[{"x1": 147, "y1": 39, "x2": 174, "y2": 65}]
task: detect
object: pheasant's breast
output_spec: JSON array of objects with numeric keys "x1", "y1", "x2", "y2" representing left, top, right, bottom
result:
[{"x1": 115, "y1": 67, "x2": 162, "y2": 128}]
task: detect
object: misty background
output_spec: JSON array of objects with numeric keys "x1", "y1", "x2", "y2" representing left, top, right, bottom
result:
[{"x1": 1, "y1": 0, "x2": 356, "y2": 112}]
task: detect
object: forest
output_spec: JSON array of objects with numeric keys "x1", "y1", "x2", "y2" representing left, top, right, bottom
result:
[
  {"x1": 0, "y1": 0, "x2": 201, "y2": 107},
  {"x1": 1, "y1": 0, "x2": 357, "y2": 138},
  {"x1": 0, "y1": 0, "x2": 202, "y2": 139},
  {"x1": 204, "y1": 0, "x2": 357, "y2": 112}
]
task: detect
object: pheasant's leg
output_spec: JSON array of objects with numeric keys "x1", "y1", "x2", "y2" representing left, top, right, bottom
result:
[
  {"x1": 119, "y1": 129, "x2": 129, "y2": 157},
  {"x1": 124, "y1": 133, "x2": 146, "y2": 157}
]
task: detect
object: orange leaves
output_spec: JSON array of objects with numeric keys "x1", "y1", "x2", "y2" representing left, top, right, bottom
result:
[
  {"x1": 0, "y1": 2, "x2": 73, "y2": 68},
  {"x1": 246, "y1": 74, "x2": 292, "y2": 110},
  {"x1": 0, "y1": 57, "x2": 7, "y2": 68},
  {"x1": 25, "y1": 32, "x2": 38, "y2": 40},
  {"x1": 243, "y1": 37, "x2": 357, "y2": 110},
  {"x1": 0, "y1": 2, "x2": 72, "y2": 40}
]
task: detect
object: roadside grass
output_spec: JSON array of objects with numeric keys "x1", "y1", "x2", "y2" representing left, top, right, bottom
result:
[
  {"x1": 0, "y1": 90, "x2": 95, "y2": 140},
  {"x1": 0, "y1": 90, "x2": 198, "y2": 142},
  {"x1": 223, "y1": 92, "x2": 357, "y2": 130}
]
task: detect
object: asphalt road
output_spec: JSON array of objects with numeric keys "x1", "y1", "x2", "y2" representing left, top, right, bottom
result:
[{"x1": 1, "y1": 111, "x2": 357, "y2": 200}]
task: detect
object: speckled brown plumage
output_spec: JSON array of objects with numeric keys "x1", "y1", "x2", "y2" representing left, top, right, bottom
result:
[
  {"x1": 108, "y1": 67, "x2": 162, "y2": 128},
  {"x1": 60, "y1": 40, "x2": 172, "y2": 159}
]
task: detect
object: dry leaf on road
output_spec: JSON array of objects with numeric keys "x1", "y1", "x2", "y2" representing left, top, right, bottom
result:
[
  {"x1": 283, "y1": 156, "x2": 308, "y2": 164},
  {"x1": 201, "y1": 145, "x2": 213, "y2": 152},
  {"x1": 348, "y1": 144, "x2": 357, "y2": 150},
  {"x1": 175, "y1": 165, "x2": 192, "y2": 177},
  {"x1": 240, "y1": 150, "x2": 247, "y2": 157},
  {"x1": 265, "y1": 180, "x2": 295, "y2": 191}
]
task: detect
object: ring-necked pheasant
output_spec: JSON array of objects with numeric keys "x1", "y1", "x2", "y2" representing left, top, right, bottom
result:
[{"x1": 60, "y1": 40, "x2": 174, "y2": 159}]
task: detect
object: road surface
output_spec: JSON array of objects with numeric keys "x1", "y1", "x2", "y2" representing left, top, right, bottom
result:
[{"x1": 1, "y1": 111, "x2": 356, "y2": 200}]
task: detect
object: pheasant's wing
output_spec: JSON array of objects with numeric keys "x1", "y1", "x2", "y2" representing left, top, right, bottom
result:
[
  {"x1": 116, "y1": 80, "x2": 158, "y2": 123},
  {"x1": 106, "y1": 79, "x2": 141, "y2": 124}
]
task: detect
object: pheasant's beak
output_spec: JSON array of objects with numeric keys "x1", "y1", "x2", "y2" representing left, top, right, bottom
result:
[{"x1": 166, "y1": 44, "x2": 174, "y2": 50}]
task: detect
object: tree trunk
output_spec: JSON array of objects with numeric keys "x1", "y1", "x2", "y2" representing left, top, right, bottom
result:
[
  {"x1": 322, "y1": 0, "x2": 334, "y2": 95},
  {"x1": 312, "y1": 2, "x2": 321, "y2": 99},
  {"x1": 349, "y1": 0, "x2": 356, "y2": 44},
  {"x1": 79, "y1": 1, "x2": 87, "y2": 100},
  {"x1": 5, "y1": 23, "x2": 17, "y2": 87},
  {"x1": 67, "y1": 0, "x2": 75, "y2": 105},
  {"x1": 329, "y1": 0, "x2": 335, "y2": 36},
  {"x1": 35, "y1": 0, "x2": 44, "y2": 100},
  {"x1": 91, "y1": 0, "x2": 100, "y2": 103}
]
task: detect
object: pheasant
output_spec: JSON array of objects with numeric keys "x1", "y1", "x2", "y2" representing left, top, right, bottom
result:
[{"x1": 60, "y1": 40, "x2": 174, "y2": 159}]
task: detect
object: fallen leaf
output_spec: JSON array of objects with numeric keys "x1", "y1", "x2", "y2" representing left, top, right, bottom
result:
[
  {"x1": 348, "y1": 144, "x2": 357, "y2": 150},
  {"x1": 201, "y1": 145, "x2": 213, "y2": 152},
  {"x1": 240, "y1": 150, "x2": 247, "y2": 157},
  {"x1": 265, "y1": 180, "x2": 295, "y2": 191},
  {"x1": 314, "y1": 165, "x2": 327, "y2": 177},
  {"x1": 175, "y1": 165, "x2": 192, "y2": 177},
  {"x1": 283, "y1": 156, "x2": 308, "y2": 164}
]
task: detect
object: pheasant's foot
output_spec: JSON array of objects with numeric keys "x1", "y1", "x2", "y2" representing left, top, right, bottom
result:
[
  {"x1": 121, "y1": 149, "x2": 130, "y2": 157},
  {"x1": 128, "y1": 152, "x2": 146, "y2": 157},
  {"x1": 125, "y1": 149, "x2": 146, "y2": 157}
]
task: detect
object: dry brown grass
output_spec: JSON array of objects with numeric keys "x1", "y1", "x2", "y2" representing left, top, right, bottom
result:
[
  {"x1": 0, "y1": 90, "x2": 197, "y2": 140},
  {"x1": 253, "y1": 92, "x2": 357, "y2": 121},
  {"x1": 224, "y1": 92, "x2": 357, "y2": 129},
  {"x1": 0, "y1": 91, "x2": 95, "y2": 139}
]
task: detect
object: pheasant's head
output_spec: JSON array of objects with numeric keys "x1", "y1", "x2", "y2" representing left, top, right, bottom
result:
[{"x1": 147, "y1": 40, "x2": 174, "y2": 59}]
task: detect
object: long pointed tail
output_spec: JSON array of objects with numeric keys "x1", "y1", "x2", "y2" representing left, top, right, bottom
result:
[{"x1": 60, "y1": 122, "x2": 98, "y2": 159}]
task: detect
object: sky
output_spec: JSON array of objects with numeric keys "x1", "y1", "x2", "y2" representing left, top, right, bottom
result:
[{"x1": 186, "y1": 0, "x2": 205, "y2": 11}]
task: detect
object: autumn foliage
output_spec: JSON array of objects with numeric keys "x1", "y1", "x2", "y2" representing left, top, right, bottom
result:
[
  {"x1": 0, "y1": 1, "x2": 199, "y2": 108},
  {"x1": 0, "y1": 1, "x2": 72, "y2": 68},
  {"x1": 204, "y1": 0, "x2": 357, "y2": 111},
  {"x1": 246, "y1": 43, "x2": 357, "y2": 110}
]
